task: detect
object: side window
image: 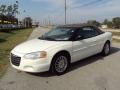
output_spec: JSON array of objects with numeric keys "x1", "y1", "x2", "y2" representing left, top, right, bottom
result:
[{"x1": 78, "y1": 27, "x2": 99, "y2": 39}]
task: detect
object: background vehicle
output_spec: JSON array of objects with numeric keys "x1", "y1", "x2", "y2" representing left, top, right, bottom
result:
[{"x1": 10, "y1": 24, "x2": 112, "y2": 75}]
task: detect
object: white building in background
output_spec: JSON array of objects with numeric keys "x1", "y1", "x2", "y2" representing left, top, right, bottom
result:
[{"x1": 101, "y1": 25, "x2": 108, "y2": 29}]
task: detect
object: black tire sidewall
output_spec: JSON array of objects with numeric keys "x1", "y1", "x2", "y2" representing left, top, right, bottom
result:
[
  {"x1": 50, "y1": 53, "x2": 70, "y2": 75},
  {"x1": 102, "y1": 42, "x2": 110, "y2": 56}
]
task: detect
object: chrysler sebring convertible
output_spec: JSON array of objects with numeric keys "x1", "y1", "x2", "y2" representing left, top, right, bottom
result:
[{"x1": 10, "y1": 25, "x2": 112, "y2": 75}]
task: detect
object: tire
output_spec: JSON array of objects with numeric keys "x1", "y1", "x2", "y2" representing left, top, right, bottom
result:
[
  {"x1": 50, "y1": 53, "x2": 70, "y2": 75},
  {"x1": 101, "y1": 42, "x2": 111, "y2": 56}
]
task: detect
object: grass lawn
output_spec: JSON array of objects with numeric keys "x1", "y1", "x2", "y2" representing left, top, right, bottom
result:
[{"x1": 0, "y1": 28, "x2": 33, "y2": 78}]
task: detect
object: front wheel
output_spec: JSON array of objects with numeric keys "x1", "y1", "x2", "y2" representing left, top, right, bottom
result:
[
  {"x1": 50, "y1": 53, "x2": 70, "y2": 75},
  {"x1": 102, "y1": 42, "x2": 111, "y2": 56}
]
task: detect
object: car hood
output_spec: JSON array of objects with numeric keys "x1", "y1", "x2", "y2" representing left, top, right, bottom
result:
[{"x1": 12, "y1": 39, "x2": 64, "y2": 54}]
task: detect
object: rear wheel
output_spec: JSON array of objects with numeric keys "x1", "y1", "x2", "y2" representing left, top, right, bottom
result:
[
  {"x1": 102, "y1": 42, "x2": 111, "y2": 56},
  {"x1": 50, "y1": 53, "x2": 70, "y2": 75}
]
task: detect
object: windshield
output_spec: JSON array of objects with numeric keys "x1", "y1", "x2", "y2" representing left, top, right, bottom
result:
[{"x1": 39, "y1": 27, "x2": 74, "y2": 41}]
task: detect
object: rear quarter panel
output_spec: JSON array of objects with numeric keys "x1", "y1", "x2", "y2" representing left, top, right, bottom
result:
[
  {"x1": 99, "y1": 32, "x2": 112, "y2": 51},
  {"x1": 103, "y1": 32, "x2": 112, "y2": 44}
]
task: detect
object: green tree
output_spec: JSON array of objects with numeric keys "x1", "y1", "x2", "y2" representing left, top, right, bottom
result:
[
  {"x1": 87, "y1": 20, "x2": 100, "y2": 27},
  {"x1": 0, "y1": 5, "x2": 7, "y2": 15},
  {"x1": 12, "y1": 1, "x2": 19, "y2": 16},
  {"x1": 112, "y1": 17, "x2": 120, "y2": 28},
  {"x1": 7, "y1": 5, "x2": 13, "y2": 15},
  {"x1": 107, "y1": 21, "x2": 113, "y2": 28},
  {"x1": 0, "y1": 1, "x2": 19, "y2": 24},
  {"x1": 103, "y1": 19, "x2": 109, "y2": 25},
  {"x1": 0, "y1": 15, "x2": 5, "y2": 24},
  {"x1": 0, "y1": 1, "x2": 19, "y2": 16},
  {"x1": 102, "y1": 19, "x2": 113, "y2": 28}
]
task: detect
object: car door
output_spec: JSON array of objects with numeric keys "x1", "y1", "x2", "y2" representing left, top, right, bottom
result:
[
  {"x1": 81, "y1": 26, "x2": 103, "y2": 55},
  {"x1": 71, "y1": 27, "x2": 89, "y2": 62},
  {"x1": 72, "y1": 26, "x2": 102, "y2": 62}
]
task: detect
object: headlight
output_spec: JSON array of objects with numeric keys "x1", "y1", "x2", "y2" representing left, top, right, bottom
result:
[{"x1": 24, "y1": 51, "x2": 47, "y2": 59}]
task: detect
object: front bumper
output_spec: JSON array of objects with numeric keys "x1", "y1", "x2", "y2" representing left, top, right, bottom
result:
[{"x1": 10, "y1": 50, "x2": 51, "y2": 73}]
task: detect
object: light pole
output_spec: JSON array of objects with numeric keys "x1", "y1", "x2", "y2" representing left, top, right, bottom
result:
[
  {"x1": 16, "y1": 0, "x2": 19, "y2": 25},
  {"x1": 23, "y1": 10, "x2": 26, "y2": 27},
  {"x1": 65, "y1": 0, "x2": 67, "y2": 25}
]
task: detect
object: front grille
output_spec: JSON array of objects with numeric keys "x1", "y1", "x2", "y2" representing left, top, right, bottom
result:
[{"x1": 11, "y1": 53, "x2": 21, "y2": 66}]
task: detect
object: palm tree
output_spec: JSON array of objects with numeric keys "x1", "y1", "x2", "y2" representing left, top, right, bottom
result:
[
  {"x1": 0, "y1": 1, "x2": 19, "y2": 24},
  {"x1": 12, "y1": 1, "x2": 19, "y2": 16},
  {"x1": 0, "y1": 5, "x2": 7, "y2": 15},
  {"x1": 7, "y1": 5, "x2": 13, "y2": 16}
]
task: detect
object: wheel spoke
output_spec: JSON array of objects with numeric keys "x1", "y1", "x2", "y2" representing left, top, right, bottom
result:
[
  {"x1": 55, "y1": 56, "x2": 68, "y2": 73},
  {"x1": 105, "y1": 44, "x2": 110, "y2": 54}
]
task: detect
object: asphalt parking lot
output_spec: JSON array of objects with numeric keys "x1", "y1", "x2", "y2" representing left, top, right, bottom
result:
[{"x1": 0, "y1": 27, "x2": 120, "y2": 90}]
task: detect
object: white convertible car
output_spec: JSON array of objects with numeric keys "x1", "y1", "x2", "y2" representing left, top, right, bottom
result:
[{"x1": 10, "y1": 25, "x2": 112, "y2": 75}]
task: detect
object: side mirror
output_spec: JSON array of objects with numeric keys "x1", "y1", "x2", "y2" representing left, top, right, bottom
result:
[{"x1": 75, "y1": 35, "x2": 84, "y2": 41}]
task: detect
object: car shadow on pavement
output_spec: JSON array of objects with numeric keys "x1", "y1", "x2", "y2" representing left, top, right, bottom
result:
[
  {"x1": 27, "y1": 71, "x2": 54, "y2": 77},
  {"x1": 29, "y1": 47, "x2": 120, "y2": 77}
]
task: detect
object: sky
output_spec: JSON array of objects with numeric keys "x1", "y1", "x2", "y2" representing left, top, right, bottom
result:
[{"x1": 0, "y1": 0, "x2": 120, "y2": 24}]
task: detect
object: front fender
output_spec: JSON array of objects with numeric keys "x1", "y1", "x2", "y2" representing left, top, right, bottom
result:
[{"x1": 45, "y1": 42, "x2": 73, "y2": 63}]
